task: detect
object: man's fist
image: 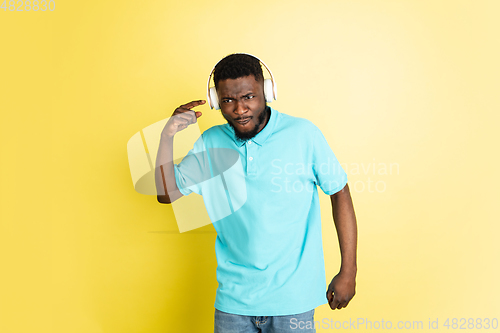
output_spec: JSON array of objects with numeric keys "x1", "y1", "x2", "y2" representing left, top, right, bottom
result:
[{"x1": 326, "y1": 272, "x2": 356, "y2": 310}]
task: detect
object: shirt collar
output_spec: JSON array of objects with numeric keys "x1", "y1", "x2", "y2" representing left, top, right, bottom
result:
[{"x1": 229, "y1": 106, "x2": 278, "y2": 147}]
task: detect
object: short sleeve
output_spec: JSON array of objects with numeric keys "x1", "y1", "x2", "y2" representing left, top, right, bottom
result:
[
  {"x1": 173, "y1": 134, "x2": 212, "y2": 196},
  {"x1": 311, "y1": 127, "x2": 348, "y2": 195}
]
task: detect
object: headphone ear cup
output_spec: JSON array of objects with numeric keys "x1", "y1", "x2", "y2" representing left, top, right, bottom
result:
[
  {"x1": 209, "y1": 87, "x2": 220, "y2": 110},
  {"x1": 264, "y1": 78, "x2": 274, "y2": 103}
]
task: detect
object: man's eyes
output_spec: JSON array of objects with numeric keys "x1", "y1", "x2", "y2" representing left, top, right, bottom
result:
[{"x1": 222, "y1": 95, "x2": 254, "y2": 103}]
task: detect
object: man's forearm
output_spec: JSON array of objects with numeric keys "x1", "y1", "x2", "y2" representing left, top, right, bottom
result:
[
  {"x1": 155, "y1": 136, "x2": 182, "y2": 203},
  {"x1": 330, "y1": 184, "x2": 358, "y2": 276}
]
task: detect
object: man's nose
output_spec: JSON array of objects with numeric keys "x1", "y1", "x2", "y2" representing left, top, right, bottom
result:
[{"x1": 234, "y1": 99, "x2": 248, "y2": 115}]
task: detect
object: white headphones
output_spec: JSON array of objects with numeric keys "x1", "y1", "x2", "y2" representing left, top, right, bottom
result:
[{"x1": 206, "y1": 53, "x2": 277, "y2": 110}]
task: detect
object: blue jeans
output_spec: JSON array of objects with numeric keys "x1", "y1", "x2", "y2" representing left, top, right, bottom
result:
[{"x1": 214, "y1": 308, "x2": 316, "y2": 333}]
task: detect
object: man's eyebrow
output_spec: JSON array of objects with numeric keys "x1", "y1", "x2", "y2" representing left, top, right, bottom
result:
[{"x1": 221, "y1": 92, "x2": 254, "y2": 100}]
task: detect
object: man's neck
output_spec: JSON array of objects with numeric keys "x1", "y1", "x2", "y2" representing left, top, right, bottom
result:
[{"x1": 255, "y1": 106, "x2": 271, "y2": 135}]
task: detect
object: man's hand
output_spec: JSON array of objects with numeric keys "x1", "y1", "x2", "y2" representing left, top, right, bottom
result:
[
  {"x1": 326, "y1": 271, "x2": 356, "y2": 310},
  {"x1": 161, "y1": 100, "x2": 205, "y2": 139}
]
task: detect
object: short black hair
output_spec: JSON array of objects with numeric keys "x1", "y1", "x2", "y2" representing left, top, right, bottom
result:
[{"x1": 213, "y1": 53, "x2": 264, "y2": 89}]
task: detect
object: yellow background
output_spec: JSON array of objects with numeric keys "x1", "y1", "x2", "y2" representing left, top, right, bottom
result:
[{"x1": 1, "y1": 0, "x2": 499, "y2": 332}]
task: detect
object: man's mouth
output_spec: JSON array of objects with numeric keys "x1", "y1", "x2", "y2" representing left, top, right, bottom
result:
[{"x1": 235, "y1": 117, "x2": 251, "y2": 125}]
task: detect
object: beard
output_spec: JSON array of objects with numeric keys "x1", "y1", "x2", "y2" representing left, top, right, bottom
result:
[{"x1": 228, "y1": 106, "x2": 270, "y2": 141}]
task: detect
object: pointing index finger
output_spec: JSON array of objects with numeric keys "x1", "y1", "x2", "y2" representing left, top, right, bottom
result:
[{"x1": 180, "y1": 100, "x2": 206, "y2": 110}]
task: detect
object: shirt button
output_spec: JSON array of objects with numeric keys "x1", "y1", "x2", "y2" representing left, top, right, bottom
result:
[
  {"x1": 249, "y1": 157, "x2": 253, "y2": 161},
  {"x1": 248, "y1": 141, "x2": 252, "y2": 145}
]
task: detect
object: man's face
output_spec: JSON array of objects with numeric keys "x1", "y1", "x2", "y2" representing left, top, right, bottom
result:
[{"x1": 217, "y1": 75, "x2": 269, "y2": 140}]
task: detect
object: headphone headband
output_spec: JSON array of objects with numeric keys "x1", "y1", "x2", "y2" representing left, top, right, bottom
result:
[{"x1": 206, "y1": 53, "x2": 277, "y2": 109}]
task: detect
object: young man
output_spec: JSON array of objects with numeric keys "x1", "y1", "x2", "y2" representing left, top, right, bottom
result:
[{"x1": 156, "y1": 54, "x2": 357, "y2": 333}]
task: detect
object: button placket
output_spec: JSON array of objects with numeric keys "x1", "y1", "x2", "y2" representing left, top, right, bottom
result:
[{"x1": 246, "y1": 141, "x2": 257, "y2": 175}]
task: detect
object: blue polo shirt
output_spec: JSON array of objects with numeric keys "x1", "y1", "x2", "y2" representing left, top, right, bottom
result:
[{"x1": 174, "y1": 107, "x2": 348, "y2": 316}]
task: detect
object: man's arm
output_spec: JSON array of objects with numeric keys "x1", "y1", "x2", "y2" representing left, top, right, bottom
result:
[
  {"x1": 326, "y1": 183, "x2": 358, "y2": 310},
  {"x1": 155, "y1": 136, "x2": 182, "y2": 204},
  {"x1": 155, "y1": 100, "x2": 205, "y2": 204}
]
